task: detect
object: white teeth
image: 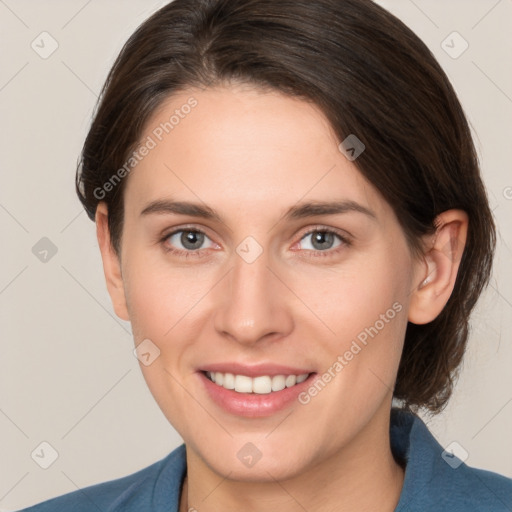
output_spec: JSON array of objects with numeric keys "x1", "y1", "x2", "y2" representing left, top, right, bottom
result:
[
  {"x1": 253, "y1": 376, "x2": 272, "y2": 394},
  {"x1": 296, "y1": 374, "x2": 308, "y2": 384},
  {"x1": 234, "y1": 375, "x2": 253, "y2": 393},
  {"x1": 206, "y1": 371, "x2": 310, "y2": 393},
  {"x1": 285, "y1": 375, "x2": 297, "y2": 387},
  {"x1": 271, "y1": 375, "x2": 286, "y2": 392},
  {"x1": 223, "y1": 372, "x2": 235, "y2": 389}
]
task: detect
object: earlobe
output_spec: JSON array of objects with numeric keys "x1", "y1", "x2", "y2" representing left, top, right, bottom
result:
[
  {"x1": 408, "y1": 209, "x2": 468, "y2": 325},
  {"x1": 95, "y1": 203, "x2": 130, "y2": 321}
]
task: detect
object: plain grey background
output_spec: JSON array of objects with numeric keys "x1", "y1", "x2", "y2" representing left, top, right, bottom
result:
[{"x1": 1, "y1": 0, "x2": 511, "y2": 510}]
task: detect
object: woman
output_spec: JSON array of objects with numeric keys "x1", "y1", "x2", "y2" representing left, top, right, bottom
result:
[{"x1": 18, "y1": 0, "x2": 512, "y2": 510}]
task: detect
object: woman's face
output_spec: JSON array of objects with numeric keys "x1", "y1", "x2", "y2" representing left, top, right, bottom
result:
[{"x1": 106, "y1": 84, "x2": 422, "y2": 480}]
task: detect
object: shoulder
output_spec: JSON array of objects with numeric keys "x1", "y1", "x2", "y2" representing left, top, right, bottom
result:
[
  {"x1": 414, "y1": 460, "x2": 512, "y2": 511},
  {"x1": 391, "y1": 409, "x2": 512, "y2": 511},
  {"x1": 453, "y1": 464, "x2": 512, "y2": 510},
  {"x1": 16, "y1": 444, "x2": 187, "y2": 512}
]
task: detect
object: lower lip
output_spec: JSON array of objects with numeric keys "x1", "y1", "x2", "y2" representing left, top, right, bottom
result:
[{"x1": 199, "y1": 371, "x2": 316, "y2": 418}]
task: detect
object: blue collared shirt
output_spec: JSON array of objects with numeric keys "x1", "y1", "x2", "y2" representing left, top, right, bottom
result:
[{"x1": 17, "y1": 409, "x2": 512, "y2": 511}]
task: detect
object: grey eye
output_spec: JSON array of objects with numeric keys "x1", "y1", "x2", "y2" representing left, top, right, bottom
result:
[
  {"x1": 300, "y1": 231, "x2": 342, "y2": 251},
  {"x1": 167, "y1": 230, "x2": 211, "y2": 251}
]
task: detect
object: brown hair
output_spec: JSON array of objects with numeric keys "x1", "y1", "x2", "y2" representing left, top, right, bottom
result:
[{"x1": 76, "y1": 0, "x2": 495, "y2": 413}]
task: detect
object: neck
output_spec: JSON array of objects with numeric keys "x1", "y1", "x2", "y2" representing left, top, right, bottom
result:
[{"x1": 179, "y1": 408, "x2": 404, "y2": 512}]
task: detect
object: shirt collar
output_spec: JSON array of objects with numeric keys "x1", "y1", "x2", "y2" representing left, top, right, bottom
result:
[{"x1": 151, "y1": 408, "x2": 507, "y2": 511}]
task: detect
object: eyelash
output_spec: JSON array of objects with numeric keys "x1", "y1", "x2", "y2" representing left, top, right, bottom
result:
[{"x1": 159, "y1": 225, "x2": 352, "y2": 259}]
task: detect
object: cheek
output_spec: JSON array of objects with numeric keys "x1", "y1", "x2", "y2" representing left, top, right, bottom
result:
[
  {"x1": 308, "y1": 250, "x2": 410, "y2": 338},
  {"x1": 123, "y1": 273, "x2": 173, "y2": 341},
  {"x1": 308, "y1": 241, "x2": 412, "y2": 390},
  {"x1": 122, "y1": 243, "x2": 183, "y2": 326},
  {"x1": 121, "y1": 247, "x2": 217, "y2": 361},
  {"x1": 121, "y1": 250, "x2": 202, "y2": 427}
]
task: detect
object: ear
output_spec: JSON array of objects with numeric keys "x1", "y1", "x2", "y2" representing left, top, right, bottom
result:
[
  {"x1": 95, "y1": 202, "x2": 130, "y2": 321},
  {"x1": 408, "y1": 209, "x2": 468, "y2": 325}
]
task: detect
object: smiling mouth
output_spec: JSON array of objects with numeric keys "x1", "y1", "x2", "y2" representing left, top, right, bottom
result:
[{"x1": 203, "y1": 370, "x2": 313, "y2": 394}]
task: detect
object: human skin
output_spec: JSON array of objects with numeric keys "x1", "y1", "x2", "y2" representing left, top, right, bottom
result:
[{"x1": 95, "y1": 84, "x2": 468, "y2": 512}]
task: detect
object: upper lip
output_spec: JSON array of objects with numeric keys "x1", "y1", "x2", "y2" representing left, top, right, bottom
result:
[{"x1": 199, "y1": 362, "x2": 314, "y2": 378}]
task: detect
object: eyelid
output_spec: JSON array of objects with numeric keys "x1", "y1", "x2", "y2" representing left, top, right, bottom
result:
[
  {"x1": 160, "y1": 223, "x2": 213, "y2": 239},
  {"x1": 296, "y1": 224, "x2": 353, "y2": 242}
]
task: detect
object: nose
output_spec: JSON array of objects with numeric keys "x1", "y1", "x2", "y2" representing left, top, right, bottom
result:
[{"x1": 213, "y1": 245, "x2": 294, "y2": 347}]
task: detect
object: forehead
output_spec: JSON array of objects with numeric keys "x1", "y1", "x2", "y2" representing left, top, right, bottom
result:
[{"x1": 123, "y1": 85, "x2": 387, "y2": 220}]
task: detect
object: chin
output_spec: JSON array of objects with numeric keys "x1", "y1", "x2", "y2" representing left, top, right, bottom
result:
[{"x1": 189, "y1": 435, "x2": 318, "y2": 482}]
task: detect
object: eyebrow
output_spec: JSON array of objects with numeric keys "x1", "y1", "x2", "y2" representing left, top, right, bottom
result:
[{"x1": 140, "y1": 199, "x2": 376, "y2": 222}]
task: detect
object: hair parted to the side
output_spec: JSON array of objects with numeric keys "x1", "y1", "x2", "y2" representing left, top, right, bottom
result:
[{"x1": 76, "y1": 0, "x2": 496, "y2": 413}]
